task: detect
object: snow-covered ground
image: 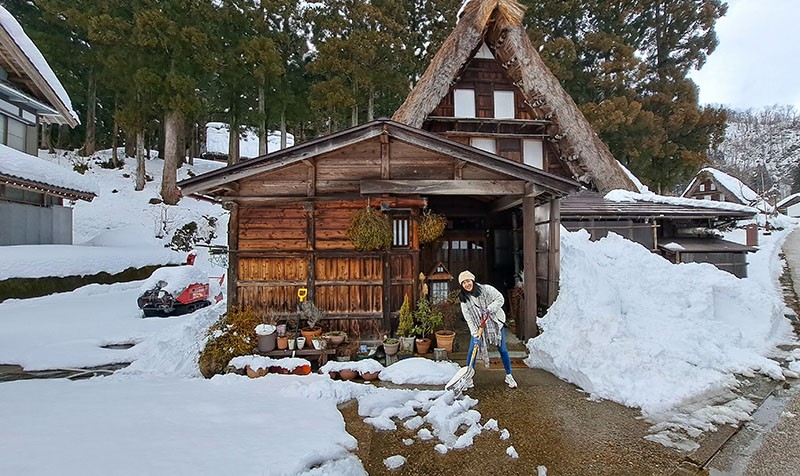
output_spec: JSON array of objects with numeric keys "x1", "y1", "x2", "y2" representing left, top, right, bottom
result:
[{"x1": 1, "y1": 148, "x2": 799, "y2": 473}]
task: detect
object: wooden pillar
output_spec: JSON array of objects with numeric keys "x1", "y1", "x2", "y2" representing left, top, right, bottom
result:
[
  {"x1": 225, "y1": 201, "x2": 239, "y2": 311},
  {"x1": 382, "y1": 251, "x2": 392, "y2": 334},
  {"x1": 548, "y1": 198, "x2": 561, "y2": 306},
  {"x1": 522, "y1": 196, "x2": 538, "y2": 339}
]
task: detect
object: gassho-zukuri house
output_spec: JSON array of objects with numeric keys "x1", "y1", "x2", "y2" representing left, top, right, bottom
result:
[{"x1": 178, "y1": 0, "x2": 756, "y2": 340}]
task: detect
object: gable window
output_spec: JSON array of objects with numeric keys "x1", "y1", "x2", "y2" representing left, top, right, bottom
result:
[
  {"x1": 453, "y1": 89, "x2": 476, "y2": 118},
  {"x1": 523, "y1": 139, "x2": 544, "y2": 169},
  {"x1": 471, "y1": 137, "x2": 496, "y2": 154},
  {"x1": 475, "y1": 43, "x2": 494, "y2": 59},
  {"x1": 710, "y1": 183, "x2": 716, "y2": 191},
  {"x1": 493, "y1": 90, "x2": 515, "y2": 119},
  {"x1": 699, "y1": 184, "x2": 705, "y2": 192}
]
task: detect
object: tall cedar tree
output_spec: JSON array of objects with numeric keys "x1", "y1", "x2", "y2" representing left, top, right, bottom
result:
[{"x1": 522, "y1": 0, "x2": 728, "y2": 192}]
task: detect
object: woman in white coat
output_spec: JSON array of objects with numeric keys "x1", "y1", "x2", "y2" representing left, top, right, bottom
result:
[{"x1": 458, "y1": 270, "x2": 517, "y2": 388}]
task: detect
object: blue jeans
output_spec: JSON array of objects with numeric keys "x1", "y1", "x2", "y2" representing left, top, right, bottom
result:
[{"x1": 468, "y1": 329, "x2": 512, "y2": 374}]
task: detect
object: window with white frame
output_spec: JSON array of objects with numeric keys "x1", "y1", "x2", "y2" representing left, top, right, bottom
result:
[
  {"x1": 471, "y1": 137, "x2": 496, "y2": 154},
  {"x1": 523, "y1": 139, "x2": 543, "y2": 169},
  {"x1": 493, "y1": 90, "x2": 515, "y2": 119},
  {"x1": 453, "y1": 89, "x2": 476, "y2": 118}
]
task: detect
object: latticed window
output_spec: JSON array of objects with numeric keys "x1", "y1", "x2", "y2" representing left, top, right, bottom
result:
[{"x1": 392, "y1": 215, "x2": 409, "y2": 247}]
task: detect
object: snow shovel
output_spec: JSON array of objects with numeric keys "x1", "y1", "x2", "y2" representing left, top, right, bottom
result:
[{"x1": 444, "y1": 311, "x2": 490, "y2": 394}]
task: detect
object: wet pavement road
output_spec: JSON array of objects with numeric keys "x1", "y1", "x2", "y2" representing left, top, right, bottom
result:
[{"x1": 342, "y1": 364, "x2": 684, "y2": 476}]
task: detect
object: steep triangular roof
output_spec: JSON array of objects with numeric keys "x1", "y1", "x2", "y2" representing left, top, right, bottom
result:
[
  {"x1": 392, "y1": 0, "x2": 637, "y2": 193},
  {"x1": 682, "y1": 167, "x2": 773, "y2": 213}
]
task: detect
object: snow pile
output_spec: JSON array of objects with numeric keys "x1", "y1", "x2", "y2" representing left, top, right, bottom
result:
[
  {"x1": 526, "y1": 229, "x2": 795, "y2": 417},
  {"x1": 378, "y1": 357, "x2": 460, "y2": 385},
  {"x1": 321, "y1": 359, "x2": 385, "y2": 374},
  {"x1": 383, "y1": 455, "x2": 406, "y2": 469},
  {"x1": 230, "y1": 355, "x2": 310, "y2": 373}
]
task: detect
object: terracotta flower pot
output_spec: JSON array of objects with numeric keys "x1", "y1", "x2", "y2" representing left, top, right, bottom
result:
[
  {"x1": 415, "y1": 338, "x2": 432, "y2": 355},
  {"x1": 245, "y1": 365, "x2": 267, "y2": 378},
  {"x1": 276, "y1": 335, "x2": 289, "y2": 350},
  {"x1": 301, "y1": 326, "x2": 322, "y2": 340},
  {"x1": 325, "y1": 332, "x2": 346, "y2": 347},
  {"x1": 360, "y1": 370, "x2": 381, "y2": 381},
  {"x1": 339, "y1": 368, "x2": 358, "y2": 381},
  {"x1": 435, "y1": 330, "x2": 456, "y2": 353}
]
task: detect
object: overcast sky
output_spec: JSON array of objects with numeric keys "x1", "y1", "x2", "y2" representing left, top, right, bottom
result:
[{"x1": 689, "y1": 0, "x2": 800, "y2": 111}]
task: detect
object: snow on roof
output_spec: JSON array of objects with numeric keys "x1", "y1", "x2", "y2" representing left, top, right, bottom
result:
[
  {"x1": 616, "y1": 161, "x2": 647, "y2": 192},
  {"x1": 0, "y1": 144, "x2": 98, "y2": 196},
  {"x1": 0, "y1": 7, "x2": 79, "y2": 125},
  {"x1": 776, "y1": 192, "x2": 800, "y2": 208},
  {"x1": 205, "y1": 122, "x2": 294, "y2": 159},
  {"x1": 605, "y1": 188, "x2": 759, "y2": 214},
  {"x1": 704, "y1": 167, "x2": 761, "y2": 202}
]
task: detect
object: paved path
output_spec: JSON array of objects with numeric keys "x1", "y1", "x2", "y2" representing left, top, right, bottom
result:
[{"x1": 704, "y1": 227, "x2": 800, "y2": 475}]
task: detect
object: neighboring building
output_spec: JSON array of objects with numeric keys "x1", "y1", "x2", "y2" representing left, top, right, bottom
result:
[
  {"x1": 776, "y1": 193, "x2": 800, "y2": 217},
  {"x1": 0, "y1": 7, "x2": 95, "y2": 245},
  {"x1": 560, "y1": 190, "x2": 756, "y2": 278},
  {"x1": 682, "y1": 167, "x2": 773, "y2": 213}
]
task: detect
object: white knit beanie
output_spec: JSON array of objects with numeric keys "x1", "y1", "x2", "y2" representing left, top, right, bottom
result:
[{"x1": 458, "y1": 270, "x2": 476, "y2": 284}]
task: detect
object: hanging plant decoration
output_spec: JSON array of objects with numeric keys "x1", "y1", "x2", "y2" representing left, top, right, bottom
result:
[
  {"x1": 419, "y1": 210, "x2": 447, "y2": 244},
  {"x1": 347, "y1": 206, "x2": 392, "y2": 251}
]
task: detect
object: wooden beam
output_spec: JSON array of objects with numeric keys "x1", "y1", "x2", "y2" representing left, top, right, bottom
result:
[
  {"x1": 489, "y1": 196, "x2": 522, "y2": 213},
  {"x1": 522, "y1": 196, "x2": 538, "y2": 339},
  {"x1": 381, "y1": 135, "x2": 390, "y2": 179},
  {"x1": 227, "y1": 202, "x2": 240, "y2": 312},
  {"x1": 361, "y1": 179, "x2": 525, "y2": 195}
]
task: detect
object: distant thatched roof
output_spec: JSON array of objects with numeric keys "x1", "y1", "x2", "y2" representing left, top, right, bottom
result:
[{"x1": 393, "y1": 0, "x2": 637, "y2": 193}]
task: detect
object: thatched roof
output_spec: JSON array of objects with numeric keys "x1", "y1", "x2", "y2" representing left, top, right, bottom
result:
[{"x1": 392, "y1": 0, "x2": 637, "y2": 193}]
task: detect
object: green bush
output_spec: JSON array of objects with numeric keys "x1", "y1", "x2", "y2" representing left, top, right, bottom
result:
[{"x1": 198, "y1": 306, "x2": 260, "y2": 378}]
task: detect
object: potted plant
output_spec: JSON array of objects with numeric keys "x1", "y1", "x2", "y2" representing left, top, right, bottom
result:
[
  {"x1": 324, "y1": 330, "x2": 347, "y2": 347},
  {"x1": 434, "y1": 289, "x2": 460, "y2": 353},
  {"x1": 397, "y1": 294, "x2": 416, "y2": 352},
  {"x1": 383, "y1": 336, "x2": 400, "y2": 356},
  {"x1": 299, "y1": 300, "x2": 324, "y2": 339},
  {"x1": 311, "y1": 334, "x2": 327, "y2": 350},
  {"x1": 413, "y1": 296, "x2": 442, "y2": 355}
]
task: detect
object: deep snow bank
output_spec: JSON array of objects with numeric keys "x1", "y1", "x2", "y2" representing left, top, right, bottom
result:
[{"x1": 525, "y1": 230, "x2": 794, "y2": 416}]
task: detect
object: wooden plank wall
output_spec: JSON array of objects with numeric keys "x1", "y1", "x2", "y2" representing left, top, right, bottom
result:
[{"x1": 233, "y1": 200, "x2": 419, "y2": 340}]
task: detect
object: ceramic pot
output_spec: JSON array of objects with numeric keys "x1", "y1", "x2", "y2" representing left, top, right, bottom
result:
[
  {"x1": 288, "y1": 338, "x2": 296, "y2": 350},
  {"x1": 257, "y1": 333, "x2": 276, "y2": 352},
  {"x1": 399, "y1": 336, "x2": 415, "y2": 352},
  {"x1": 339, "y1": 368, "x2": 358, "y2": 380},
  {"x1": 312, "y1": 338, "x2": 326, "y2": 350},
  {"x1": 383, "y1": 340, "x2": 400, "y2": 356},
  {"x1": 301, "y1": 326, "x2": 322, "y2": 340},
  {"x1": 415, "y1": 338, "x2": 432, "y2": 355},
  {"x1": 434, "y1": 330, "x2": 456, "y2": 353},
  {"x1": 276, "y1": 335, "x2": 289, "y2": 350},
  {"x1": 296, "y1": 337, "x2": 306, "y2": 350},
  {"x1": 360, "y1": 371, "x2": 380, "y2": 381},
  {"x1": 325, "y1": 332, "x2": 346, "y2": 346}
]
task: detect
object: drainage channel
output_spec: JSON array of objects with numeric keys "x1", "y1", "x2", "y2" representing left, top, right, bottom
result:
[{"x1": 0, "y1": 342, "x2": 135, "y2": 382}]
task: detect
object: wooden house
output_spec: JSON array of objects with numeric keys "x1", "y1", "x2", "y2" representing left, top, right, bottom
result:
[
  {"x1": 178, "y1": 120, "x2": 578, "y2": 340},
  {"x1": 682, "y1": 167, "x2": 773, "y2": 213},
  {"x1": 0, "y1": 7, "x2": 94, "y2": 245},
  {"x1": 777, "y1": 193, "x2": 800, "y2": 217}
]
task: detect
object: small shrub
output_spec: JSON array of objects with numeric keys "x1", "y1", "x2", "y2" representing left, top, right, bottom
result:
[
  {"x1": 198, "y1": 306, "x2": 260, "y2": 378},
  {"x1": 72, "y1": 158, "x2": 89, "y2": 174},
  {"x1": 397, "y1": 294, "x2": 414, "y2": 337},
  {"x1": 168, "y1": 216, "x2": 218, "y2": 252}
]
